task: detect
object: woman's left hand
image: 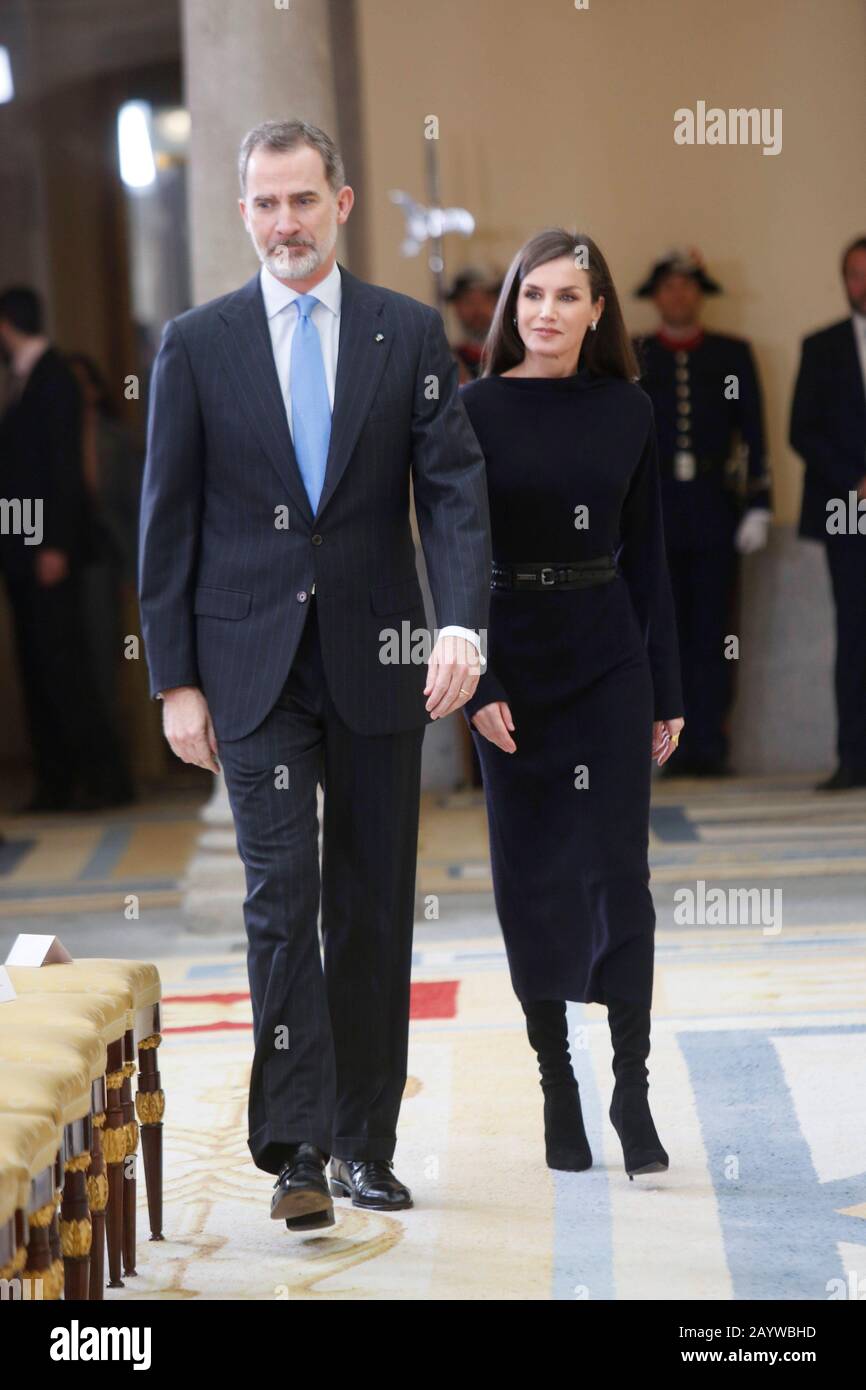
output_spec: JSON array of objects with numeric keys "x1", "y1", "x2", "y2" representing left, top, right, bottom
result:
[{"x1": 653, "y1": 717, "x2": 685, "y2": 767}]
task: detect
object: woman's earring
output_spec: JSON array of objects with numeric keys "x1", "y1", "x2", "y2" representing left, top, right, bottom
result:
[
  {"x1": 512, "y1": 315, "x2": 518, "y2": 326},
  {"x1": 590, "y1": 320, "x2": 598, "y2": 332}
]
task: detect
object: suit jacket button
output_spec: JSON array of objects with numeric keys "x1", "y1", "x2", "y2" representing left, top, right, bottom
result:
[
  {"x1": 297, "y1": 590, "x2": 308, "y2": 602},
  {"x1": 312, "y1": 534, "x2": 323, "y2": 545}
]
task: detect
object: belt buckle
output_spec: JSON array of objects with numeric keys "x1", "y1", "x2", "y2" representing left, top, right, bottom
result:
[{"x1": 539, "y1": 566, "x2": 556, "y2": 586}]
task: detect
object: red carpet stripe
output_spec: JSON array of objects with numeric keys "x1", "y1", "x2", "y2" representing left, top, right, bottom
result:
[{"x1": 162, "y1": 980, "x2": 459, "y2": 1032}]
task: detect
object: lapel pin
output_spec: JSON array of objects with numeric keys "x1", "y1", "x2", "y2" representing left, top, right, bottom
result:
[{"x1": 374, "y1": 332, "x2": 384, "y2": 342}]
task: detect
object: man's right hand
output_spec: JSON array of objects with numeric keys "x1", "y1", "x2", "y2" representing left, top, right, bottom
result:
[
  {"x1": 469, "y1": 701, "x2": 516, "y2": 754},
  {"x1": 159, "y1": 686, "x2": 221, "y2": 773}
]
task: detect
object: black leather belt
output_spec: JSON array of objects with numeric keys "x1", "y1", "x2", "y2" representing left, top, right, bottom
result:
[{"x1": 491, "y1": 557, "x2": 617, "y2": 591}]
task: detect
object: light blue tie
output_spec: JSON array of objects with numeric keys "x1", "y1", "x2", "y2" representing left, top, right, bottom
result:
[{"x1": 290, "y1": 294, "x2": 331, "y2": 514}]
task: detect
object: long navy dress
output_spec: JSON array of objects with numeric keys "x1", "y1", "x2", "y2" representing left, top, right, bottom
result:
[{"x1": 459, "y1": 364, "x2": 683, "y2": 1008}]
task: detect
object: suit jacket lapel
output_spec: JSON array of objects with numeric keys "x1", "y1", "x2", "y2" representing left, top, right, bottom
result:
[
  {"x1": 315, "y1": 265, "x2": 392, "y2": 523},
  {"x1": 216, "y1": 264, "x2": 393, "y2": 529}
]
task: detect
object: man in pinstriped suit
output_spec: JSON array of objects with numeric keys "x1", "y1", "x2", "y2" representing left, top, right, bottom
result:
[{"x1": 138, "y1": 120, "x2": 492, "y2": 1229}]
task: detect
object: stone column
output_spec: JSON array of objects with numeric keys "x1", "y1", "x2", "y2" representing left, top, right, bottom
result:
[
  {"x1": 179, "y1": 0, "x2": 343, "y2": 927},
  {"x1": 181, "y1": 0, "x2": 342, "y2": 303}
]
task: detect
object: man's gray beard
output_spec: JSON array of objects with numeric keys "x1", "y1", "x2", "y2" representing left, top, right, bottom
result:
[{"x1": 264, "y1": 242, "x2": 320, "y2": 278}]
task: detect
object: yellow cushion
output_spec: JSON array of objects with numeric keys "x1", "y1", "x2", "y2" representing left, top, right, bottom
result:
[
  {"x1": 0, "y1": 992, "x2": 126, "y2": 1045},
  {"x1": 7, "y1": 963, "x2": 134, "y2": 1018},
  {"x1": 6, "y1": 960, "x2": 161, "y2": 1010},
  {"x1": 0, "y1": 1113, "x2": 60, "y2": 1206},
  {"x1": 0, "y1": 1167, "x2": 19, "y2": 1227},
  {"x1": 74, "y1": 959, "x2": 161, "y2": 1007},
  {"x1": 0, "y1": 1024, "x2": 107, "y2": 1083},
  {"x1": 0, "y1": 1058, "x2": 91, "y2": 1126}
]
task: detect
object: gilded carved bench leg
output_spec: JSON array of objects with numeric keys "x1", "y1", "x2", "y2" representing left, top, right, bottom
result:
[
  {"x1": 60, "y1": 1150, "x2": 92, "y2": 1301},
  {"x1": 86, "y1": 1112, "x2": 108, "y2": 1301},
  {"x1": 103, "y1": 1058, "x2": 128, "y2": 1289},
  {"x1": 121, "y1": 1053, "x2": 139, "y2": 1277},
  {"x1": 136, "y1": 1032, "x2": 165, "y2": 1241},
  {"x1": 0, "y1": 1239, "x2": 29, "y2": 1296},
  {"x1": 19, "y1": 1194, "x2": 62, "y2": 1301}
]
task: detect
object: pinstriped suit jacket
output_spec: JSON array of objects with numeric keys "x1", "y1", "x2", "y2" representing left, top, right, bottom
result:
[{"x1": 137, "y1": 263, "x2": 493, "y2": 741}]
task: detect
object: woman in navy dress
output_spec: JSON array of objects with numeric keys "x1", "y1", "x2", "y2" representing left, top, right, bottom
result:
[{"x1": 459, "y1": 228, "x2": 685, "y2": 1178}]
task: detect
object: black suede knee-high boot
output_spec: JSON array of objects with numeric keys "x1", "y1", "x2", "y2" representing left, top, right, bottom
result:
[
  {"x1": 606, "y1": 995, "x2": 668, "y2": 1179},
  {"x1": 521, "y1": 998, "x2": 592, "y2": 1172}
]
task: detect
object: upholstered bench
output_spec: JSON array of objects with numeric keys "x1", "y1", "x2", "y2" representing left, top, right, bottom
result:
[
  {"x1": 6, "y1": 959, "x2": 165, "y2": 1283},
  {"x1": 0, "y1": 1165, "x2": 23, "y2": 1297},
  {"x1": 0, "y1": 991, "x2": 126, "y2": 1297},
  {"x1": 0, "y1": 1111, "x2": 64, "y2": 1301},
  {"x1": 0, "y1": 1057, "x2": 91, "y2": 1300}
]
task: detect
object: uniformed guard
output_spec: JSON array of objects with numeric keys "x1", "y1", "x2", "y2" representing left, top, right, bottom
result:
[
  {"x1": 632, "y1": 249, "x2": 772, "y2": 775},
  {"x1": 446, "y1": 268, "x2": 500, "y2": 385}
]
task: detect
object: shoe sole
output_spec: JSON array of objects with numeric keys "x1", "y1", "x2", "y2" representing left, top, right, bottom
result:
[
  {"x1": 546, "y1": 1153, "x2": 593, "y2": 1172},
  {"x1": 627, "y1": 1159, "x2": 669, "y2": 1178},
  {"x1": 284, "y1": 1207, "x2": 336, "y2": 1232},
  {"x1": 329, "y1": 1178, "x2": 413, "y2": 1210},
  {"x1": 270, "y1": 1185, "x2": 334, "y2": 1222}
]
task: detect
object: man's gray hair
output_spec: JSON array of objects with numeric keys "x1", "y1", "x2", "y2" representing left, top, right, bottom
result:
[{"x1": 238, "y1": 119, "x2": 346, "y2": 196}]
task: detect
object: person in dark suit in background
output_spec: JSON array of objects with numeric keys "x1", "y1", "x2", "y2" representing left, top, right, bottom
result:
[
  {"x1": 633, "y1": 250, "x2": 772, "y2": 776},
  {"x1": 0, "y1": 287, "x2": 129, "y2": 812},
  {"x1": 790, "y1": 235, "x2": 866, "y2": 791},
  {"x1": 138, "y1": 120, "x2": 492, "y2": 1231},
  {"x1": 68, "y1": 351, "x2": 141, "y2": 807}
]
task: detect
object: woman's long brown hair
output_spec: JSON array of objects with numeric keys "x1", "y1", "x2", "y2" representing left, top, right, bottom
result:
[{"x1": 480, "y1": 227, "x2": 639, "y2": 382}]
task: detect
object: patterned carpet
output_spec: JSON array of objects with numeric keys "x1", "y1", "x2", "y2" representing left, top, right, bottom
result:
[{"x1": 1, "y1": 774, "x2": 864, "y2": 1299}]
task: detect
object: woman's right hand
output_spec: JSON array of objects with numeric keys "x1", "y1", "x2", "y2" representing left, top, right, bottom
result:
[{"x1": 470, "y1": 701, "x2": 517, "y2": 754}]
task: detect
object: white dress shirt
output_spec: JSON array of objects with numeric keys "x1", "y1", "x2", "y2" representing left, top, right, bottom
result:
[
  {"x1": 259, "y1": 263, "x2": 485, "y2": 666},
  {"x1": 5, "y1": 334, "x2": 49, "y2": 405},
  {"x1": 852, "y1": 309, "x2": 866, "y2": 400}
]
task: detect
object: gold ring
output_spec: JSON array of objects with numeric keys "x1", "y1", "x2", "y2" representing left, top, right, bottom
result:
[
  {"x1": 459, "y1": 688, "x2": 471, "y2": 696},
  {"x1": 669, "y1": 733, "x2": 680, "y2": 746}
]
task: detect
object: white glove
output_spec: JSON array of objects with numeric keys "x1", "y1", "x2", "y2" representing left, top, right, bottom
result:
[{"x1": 735, "y1": 508, "x2": 771, "y2": 554}]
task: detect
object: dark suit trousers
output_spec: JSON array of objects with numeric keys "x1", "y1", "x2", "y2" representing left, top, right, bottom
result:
[
  {"x1": 4, "y1": 568, "x2": 123, "y2": 796},
  {"x1": 666, "y1": 544, "x2": 739, "y2": 762},
  {"x1": 825, "y1": 536, "x2": 866, "y2": 774},
  {"x1": 217, "y1": 593, "x2": 425, "y2": 1175}
]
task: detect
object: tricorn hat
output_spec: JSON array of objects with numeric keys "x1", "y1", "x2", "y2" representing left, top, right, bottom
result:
[
  {"x1": 634, "y1": 247, "x2": 722, "y2": 297},
  {"x1": 445, "y1": 267, "x2": 501, "y2": 302}
]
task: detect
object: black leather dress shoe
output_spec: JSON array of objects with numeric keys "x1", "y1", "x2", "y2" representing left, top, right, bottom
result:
[
  {"x1": 329, "y1": 1158, "x2": 413, "y2": 1210},
  {"x1": 284, "y1": 1206, "x2": 335, "y2": 1232},
  {"x1": 816, "y1": 767, "x2": 866, "y2": 791},
  {"x1": 271, "y1": 1143, "x2": 334, "y2": 1229}
]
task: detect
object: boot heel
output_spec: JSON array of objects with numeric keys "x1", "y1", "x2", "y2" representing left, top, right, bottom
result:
[
  {"x1": 543, "y1": 1082, "x2": 593, "y2": 1172},
  {"x1": 329, "y1": 1178, "x2": 351, "y2": 1198},
  {"x1": 609, "y1": 1084, "x2": 669, "y2": 1178}
]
